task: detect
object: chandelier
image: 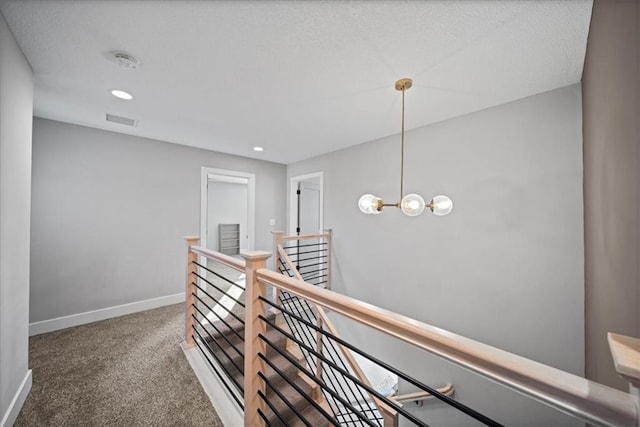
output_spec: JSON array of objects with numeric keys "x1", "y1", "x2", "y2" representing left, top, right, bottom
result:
[{"x1": 358, "y1": 78, "x2": 453, "y2": 217}]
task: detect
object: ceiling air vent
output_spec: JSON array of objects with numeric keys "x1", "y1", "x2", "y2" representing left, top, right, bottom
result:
[
  {"x1": 106, "y1": 114, "x2": 138, "y2": 127},
  {"x1": 111, "y1": 52, "x2": 141, "y2": 70}
]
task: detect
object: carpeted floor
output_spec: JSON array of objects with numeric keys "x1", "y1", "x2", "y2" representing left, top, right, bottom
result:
[{"x1": 16, "y1": 304, "x2": 223, "y2": 427}]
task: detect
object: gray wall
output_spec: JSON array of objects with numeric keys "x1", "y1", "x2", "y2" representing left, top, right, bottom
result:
[
  {"x1": 207, "y1": 181, "x2": 248, "y2": 251},
  {"x1": 583, "y1": 0, "x2": 640, "y2": 390},
  {"x1": 30, "y1": 118, "x2": 286, "y2": 323},
  {"x1": 0, "y1": 11, "x2": 33, "y2": 425},
  {"x1": 289, "y1": 85, "x2": 585, "y2": 424}
]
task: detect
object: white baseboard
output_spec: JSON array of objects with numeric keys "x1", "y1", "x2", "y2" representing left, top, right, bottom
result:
[
  {"x1": 1, "y1": 369, "x2": 32, "y2": 427},
  {"x1": 181, "y1": 342, "x2": 243, "y2": 427},
  {"x1": 29, "y1": 292, "x2": 185, "y2": 336}
]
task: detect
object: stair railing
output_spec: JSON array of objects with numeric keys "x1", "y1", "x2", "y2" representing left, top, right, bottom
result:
[
  {"x1": 273, "y1": 231, "x2": 456, "y2": 425},
  {"x1": 274, "y1": 231, "x2": 395, "y2": 425},
  {"x1": 276, "y1": 230, "x2": 332, "y2": 289},
  {"x1": 246, "y1": 257, "x2": 640, "y2": 426},
  {"x1": 184, "y1": 236, "x2": 247, "y2": 409},
  {"x1": 183, "y1": 238, "x2": 640, "y2": 426}
]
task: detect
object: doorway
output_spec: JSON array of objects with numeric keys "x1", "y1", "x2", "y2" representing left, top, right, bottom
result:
[
  {"x1": 199, "y1": 167, "x2": 255, "y2": 322},
  {"x1": 200, "y1": 167, "x2": 255, "y2": 254},
  {"x1": 289, "y1": 172, "x2": 324, "y2": 286},
  {"x1": 289, "y1": 172, "x2": 323, "y2": 236}
]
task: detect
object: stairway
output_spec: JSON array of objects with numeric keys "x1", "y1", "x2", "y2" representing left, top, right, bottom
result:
[{"x1": 202, "y1": 313, "x2": 334, "y2": 426}]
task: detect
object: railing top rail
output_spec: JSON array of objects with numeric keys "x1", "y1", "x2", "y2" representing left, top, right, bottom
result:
[
  {"x1": 256, "y1": 268, "x2": 640, "y2": 427},
  {"x1": 190, "y1": 245, "x2": 245, "y2": 272},
  {"x1": 281, "y1": 232, "x2": 330, "y2": 242}
]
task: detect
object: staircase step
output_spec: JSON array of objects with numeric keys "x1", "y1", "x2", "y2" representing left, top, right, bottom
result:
[
  {"x1": 262, "y1": 358, "x2": 332, "y2": 426},
  {"x1": 201, "y1": 325, "x2": 334, "y2": 425},
  {"x1": 198, "y1": 301, "x2": 335, "y2": 426}
]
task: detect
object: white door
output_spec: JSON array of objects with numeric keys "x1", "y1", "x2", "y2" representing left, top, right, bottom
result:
[
  {"x1": 290, "y1": 173, "x2": 324, "y2": 285},
  {"x1": 289, "y1": 172, "x2": 323, "y2": 236},
  {"x1": 298, "y1": 181, "x2": 321, "y2": 235}
]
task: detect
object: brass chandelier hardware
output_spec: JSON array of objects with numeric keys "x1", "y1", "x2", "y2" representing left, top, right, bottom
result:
[{"x1": 358, "y1": 78, "x2": 453, "y2": 217}]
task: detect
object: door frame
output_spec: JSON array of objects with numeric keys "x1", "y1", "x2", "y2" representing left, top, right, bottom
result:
[
  {"x1": 201, "y1": 167, "x2": 256, "y2": 253},
  {"x1": 289, "y1": 172, "x2": 323, "y2": 236}
]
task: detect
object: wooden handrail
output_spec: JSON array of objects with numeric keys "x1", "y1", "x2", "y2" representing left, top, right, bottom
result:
[
  {"x1": 281, "y1": 232, "x2": 331, "y2": 242},
  {"x1": 256, "y1": 268, "x2": 640, "y2": 427},
  {"x1": 190, "y1": 245, "x2": 245, "y2": 272}
]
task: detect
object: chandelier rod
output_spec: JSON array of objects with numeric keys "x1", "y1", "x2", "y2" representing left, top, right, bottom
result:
[
  {"x1": 357, "y1": 77, "x2": 453, "y2": 217},
  {"x1": 400, "y1": 83, "x2": 406, "y2": 201}
]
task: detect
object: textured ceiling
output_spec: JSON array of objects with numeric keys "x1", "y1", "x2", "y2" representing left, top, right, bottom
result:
[{"x1": 0, "y1": 1, "x2": 592, "y2": 164}]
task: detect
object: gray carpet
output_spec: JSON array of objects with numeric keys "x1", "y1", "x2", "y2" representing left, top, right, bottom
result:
[{"x1": 16, "y1": 304, "x2": 223, "y2": 426}]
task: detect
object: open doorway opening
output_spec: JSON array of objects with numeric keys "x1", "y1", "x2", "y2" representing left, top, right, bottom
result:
[
  {"x1": 207, "y1": 176, "x2": 248, "y2": 254},
  {"x1": 200, "y1": 167, "x2": 255, "y2": 254},
  {"x1": 199, "y1": 167, "x2": 255, "y2": 323}
]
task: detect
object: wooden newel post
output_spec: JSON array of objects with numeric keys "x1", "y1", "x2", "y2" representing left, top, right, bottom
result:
[
  {"x1": 184, "y1": 236, "x2": 200, "y2": 349},
  {"x1": 272, "y1": 231, "x2": 283, "y2": 266},
  {"x1": 242, "y1": 250, "x2": 272, "y2": 427}
]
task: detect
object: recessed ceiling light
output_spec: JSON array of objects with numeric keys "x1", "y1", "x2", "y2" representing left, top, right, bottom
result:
[
  {"x1": 111, "y1": 89, "x2": 134, "y2": 100},
  {"x1": 253, "y1": 146, "x2": 264, "y2": 152}
]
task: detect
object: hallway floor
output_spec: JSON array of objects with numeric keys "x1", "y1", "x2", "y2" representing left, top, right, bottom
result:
[{"x1": 16, "y1": 304, "x2": 222, "y2": 426}]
